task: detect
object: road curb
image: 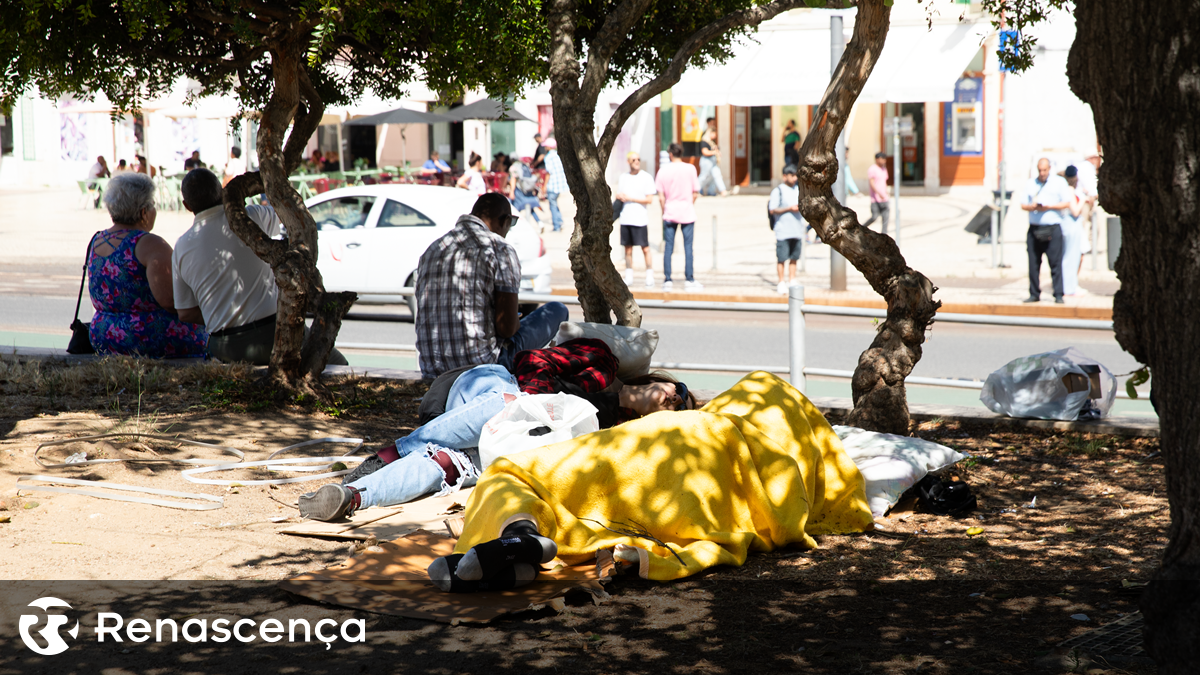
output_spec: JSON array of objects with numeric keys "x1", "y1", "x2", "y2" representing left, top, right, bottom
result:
[{"x1": 549, "y1": 288, "x2": 1113, "y2": 320}]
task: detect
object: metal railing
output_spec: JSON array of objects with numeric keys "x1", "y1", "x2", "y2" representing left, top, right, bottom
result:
[{"x1": 338, "y1": 286, "x2": 1135, "y2": 398}]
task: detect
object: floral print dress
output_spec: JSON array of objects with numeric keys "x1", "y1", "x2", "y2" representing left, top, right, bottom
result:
[{"x1": 88, "y1": 230, "x2": 208, "y2": 358}]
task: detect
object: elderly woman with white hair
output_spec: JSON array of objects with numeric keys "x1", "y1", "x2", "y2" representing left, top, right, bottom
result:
[{"x1": 87, "y1": 173, "x2": 207, "y2": 357}]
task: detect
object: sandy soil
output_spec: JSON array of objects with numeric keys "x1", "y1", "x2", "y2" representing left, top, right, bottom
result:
[{"x1": 0, "y1": 358, "x2": 1166, "y2": 673}]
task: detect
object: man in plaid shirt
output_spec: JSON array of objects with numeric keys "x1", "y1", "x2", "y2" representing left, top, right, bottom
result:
[
  {"x1": 416, "y1": 193, "x2": 568, "y2": 378},
  {"x1": 542, "y1": 137, "x2": 569, "y2": 232}
]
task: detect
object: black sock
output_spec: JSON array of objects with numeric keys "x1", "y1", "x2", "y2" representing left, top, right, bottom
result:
[
  {"x1": 454, "y1": 520, "x2": 557, "y2": 581},
  {"x1": 427, "y1": 554, "x2": 537, "y2": 593}
]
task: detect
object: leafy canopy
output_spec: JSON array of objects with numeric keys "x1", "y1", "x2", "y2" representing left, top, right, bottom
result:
[{"x1": 0, "y1": 0, "x2": 546, "y2": 112}]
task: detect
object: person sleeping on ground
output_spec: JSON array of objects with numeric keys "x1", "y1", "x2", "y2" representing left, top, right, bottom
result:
[
  {"x1": 298, "y1": 338, "x2": 697, "y2": 521},
  {"x1": 426, "y1": 371, "x2": 875, "y2": 591}
]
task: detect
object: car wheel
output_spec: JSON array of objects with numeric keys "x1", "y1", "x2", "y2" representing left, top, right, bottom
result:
[{"x1": 405, "y1": 273, "x2": 418, "y2": 319}]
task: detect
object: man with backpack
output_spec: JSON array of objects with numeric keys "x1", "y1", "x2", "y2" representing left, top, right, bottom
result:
[{"x1": 768, "y1": 164, "x2": 805, "y2": 294}]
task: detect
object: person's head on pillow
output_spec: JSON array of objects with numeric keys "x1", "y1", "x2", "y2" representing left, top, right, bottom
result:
[{"x1": 619, "y1": 372, "x2": 696, "y2": 416}]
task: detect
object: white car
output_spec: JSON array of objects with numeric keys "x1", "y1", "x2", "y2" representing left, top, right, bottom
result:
[{"x1": 306, "y1": 184, "x2": 552, "y2": 314}]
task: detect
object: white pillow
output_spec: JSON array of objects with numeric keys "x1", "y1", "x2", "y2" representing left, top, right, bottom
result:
[
  {"x1": 552, "y1": 322, "x2": 659, "y2": 380},
  {"x1": 833, "y1": 425, "x2": 967, "y2": 517}
]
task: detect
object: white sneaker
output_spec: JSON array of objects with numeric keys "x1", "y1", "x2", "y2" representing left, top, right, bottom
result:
[
  {"x1": 623, "y1": 268, "x2": 633, "y2": 285},
  {"x1": 788, "y1": 279, "x2": 801, "y2": 287},
  {"x1": 776, "y1": 281, "x2": 788, "y2": 294},
  {"x1": 662, "y1": 280, "x2": 673, "y2": 292},
  {"x1": 645, "y1": 270, "x2": 654, "y2": 288},
  {"x1": 684, "y1": 280, "x2": 704, "y2": 292}
]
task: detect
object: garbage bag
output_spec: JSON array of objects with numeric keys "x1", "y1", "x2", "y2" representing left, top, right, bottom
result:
[
  {"x1": 478, "y1": 393, "x2": 599, "y2": 470},
  {"x1": 980, "y1": 347, "x2": 1117, "y2": 421}
]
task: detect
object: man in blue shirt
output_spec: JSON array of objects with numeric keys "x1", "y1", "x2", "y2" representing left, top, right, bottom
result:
[
  {"x1": 1021, "y1": 158, "x2": 1073, "y2": 303},
  {"x1": 421, "y1": 151, "x2": 451, "y2": 175}
]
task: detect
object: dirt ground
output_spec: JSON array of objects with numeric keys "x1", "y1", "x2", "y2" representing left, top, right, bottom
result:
[{"x1": 0, "y1": 357, "x2": 1166, "y2": 673}]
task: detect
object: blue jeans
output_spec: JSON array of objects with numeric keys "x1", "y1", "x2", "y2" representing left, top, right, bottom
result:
[
  {"x1": 497, "y1": 301, "x2": 569, "y2": 370},
  {"x1": 547, "y1": 192, "x2": 563, "y2": 231},
  {"x1": 352, "y1": 365, "x2": 520, "y2": 508},
  {"x1": 698, "y1": 157, "x2": 726, "y2": 195},
  {"x1": 662, "y1": 221, "x2": 695, "y2": 282},
  {"x1": 512, "y1": 191, "x2": 540, "y2": 223}
]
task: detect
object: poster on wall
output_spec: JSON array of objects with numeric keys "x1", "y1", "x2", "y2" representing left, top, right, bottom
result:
[
  {"x1": 60, "y1": 114, "x2": 89, "y2": 161},
  {"x1": 943, "y1": 77, "x2": 983, "y2": 156}
]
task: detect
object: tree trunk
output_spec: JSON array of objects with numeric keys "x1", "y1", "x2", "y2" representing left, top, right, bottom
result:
[
  {"x1": 796, "y1": 0, "x2": 940, "y2": 435},
  {"x1": 222, "y1": 37, "x2": 355, "y2": 394},
  {"x1": 546, "y1": 0, "x2": 645, "y2": 327},
  {"x1": 1067, "y1": 2, "x2": 1200, "y2": 670}
]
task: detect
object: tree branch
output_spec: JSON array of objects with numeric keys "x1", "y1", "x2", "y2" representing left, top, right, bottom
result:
[
  {"x1": 186, "y1": 4, "x2": 272, "y2": 35},
  {"x1": 240, "y1": 0, "x2": 291, "y2": 21},
  {"x1": 223, "y1": 171, "x2": 287, "y2": 265},
  {"x1": 596, "y1": 0, "x2": 811, "y2": 167},
  {"x1": 577, "y1": 0, "x2": 655, "y2": 105},
  {"x1": 283, "y1": 66, "x2": 324, "y2": 177}
]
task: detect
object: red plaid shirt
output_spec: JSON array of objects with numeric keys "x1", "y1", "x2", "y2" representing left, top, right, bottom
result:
[{"x1": 512, "y1": 338, "x2": 618, "y2": 395}]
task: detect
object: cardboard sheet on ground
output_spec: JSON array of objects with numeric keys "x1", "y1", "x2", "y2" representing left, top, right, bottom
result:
[
  {"x1": 278, "y1": 489, "x2": 473, "y2": 540},
  {"x1": 279, "y1": 530, "x2": 608, "y2": 623}
]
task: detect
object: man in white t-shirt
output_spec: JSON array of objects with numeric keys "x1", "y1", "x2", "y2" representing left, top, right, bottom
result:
[
  {"x1": 222, "y1": 146, "x2": 246, "y2": 186},
  {"x1": 614, "y1": 152, "x2": 657, "y2": 287},
  {"x1": 172, "y1": 168, "x2": 345, "y2": 365}
]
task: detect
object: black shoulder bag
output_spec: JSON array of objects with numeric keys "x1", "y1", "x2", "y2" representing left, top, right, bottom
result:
[{"x1": 67, "y1": 234, "x2": 98, "y2": 354}]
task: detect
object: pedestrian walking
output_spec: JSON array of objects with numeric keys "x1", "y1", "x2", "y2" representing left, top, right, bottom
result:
[
  {"x1": 542, "y1": 138, "x2": 568, "y2": 232},
  {"x1": 698, "y1": 118, "x2": 729, "y2": 197},
  {"x1": 781, "y1": 120, "x2": 801, "y2": 168},
  {"x1": 1062, "y1": 165, "x2": 1097, "y2": 296},
  {"x1": 614, "y1": 151, "x2": 657, "y2": 287},
  {"x1": 655, "y1": 143, "x2": 702, "y2": 292},
  {"x1": 863, "y1": 152, "x2": 890, "y2": 233},
  {"x1": 1020, "y1": 158, "x2": 1073, "y2": 303},
  {"x1": 769, "y1": 165, "x2": 805, "y2": 294}
]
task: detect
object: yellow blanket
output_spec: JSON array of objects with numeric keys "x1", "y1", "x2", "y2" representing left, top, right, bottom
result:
[{"x1": 454, "y1": 371, "x2": 873, "y2": 580}]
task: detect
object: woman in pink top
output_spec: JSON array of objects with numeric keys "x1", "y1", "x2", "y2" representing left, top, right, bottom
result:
[
  {"x1": 863, "y1": 151, "x2": 891, "y2": 234},
  {"x1": 654, "y1": 143, "x2": 702, "y2": 292}
]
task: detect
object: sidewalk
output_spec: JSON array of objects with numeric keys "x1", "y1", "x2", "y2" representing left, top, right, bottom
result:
[
  {"x1": 540, "y1": 189, "x2": 1117, "y2": 319},
  {"x1": 3, "y1": 185, "x2": 1119, "y2": 318}
]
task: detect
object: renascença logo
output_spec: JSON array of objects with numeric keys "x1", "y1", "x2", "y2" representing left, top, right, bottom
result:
[
  {"x1": 16, "y1": 596, "x2": 365, "y2": 654},
  {"x1": 19, "y1": 597, "x2": 80, "y2": 656}
]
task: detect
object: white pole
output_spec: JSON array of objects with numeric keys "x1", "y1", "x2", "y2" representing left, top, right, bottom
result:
[
  {"x1": 789, "y1": 285, "x2": 807, "y2": 393},
  {"x1": 829, "y1": 15, "x2": 847, "y2": 291},
  {"x1": 336, "y1": 121, "x2": 345, "y2": 173},
  {"x1": 990, "y1": 207, "x2": 998, "y2": 268},
  {"x1": 998, "y1": 71, "x2": 1008, "y2": 268},
  {"x1": 893, "y1": 114, "x2": 901, "y2": 249}
]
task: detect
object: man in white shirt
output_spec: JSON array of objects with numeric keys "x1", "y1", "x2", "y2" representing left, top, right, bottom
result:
[
  {"x1": 1020, "y1": 157, "x2": 1073, "y2": 304},
  {"x1": 172, "y1": 168, "x2": 346, "y2": 365},
  {"x1": 614, "y1": 152, "x2": 657, "y2": 287},
  {"x1": 222, "y1": 146, "x2": 246, "y2": 186},
  {"x1": 86, "y1": 156, "x2": 110, "y2": 183}
]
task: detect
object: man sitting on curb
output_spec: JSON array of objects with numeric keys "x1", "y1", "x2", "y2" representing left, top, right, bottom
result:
[
  {"x1": 416, "y1": 192, "x2": 568, "y2": 379},
  {"x1": 173, "y1": 168, "x2": 347, "y2": 365}
]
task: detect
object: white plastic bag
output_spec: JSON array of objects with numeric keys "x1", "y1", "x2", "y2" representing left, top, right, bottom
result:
[
  {"x1": 552, "y1": 322, "x2": 659, "y2": 380},
  {"x1": 478, "y1": 393, "x2": 600, "y2": 469},
  {"x1": 980, "y1": 347, "x2": 1117, "y2": 421},
  {"x1": 833, "y1": 425, "x2": 966, "y2": 517}
]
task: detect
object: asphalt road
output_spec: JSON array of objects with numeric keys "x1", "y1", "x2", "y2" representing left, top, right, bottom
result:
[{"x1": 2, "y1": 293, "x2": 1141, "y2": 382}]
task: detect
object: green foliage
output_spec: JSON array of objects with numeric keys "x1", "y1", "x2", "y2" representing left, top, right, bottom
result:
[
  {"x1": 0, "y1": 0, "x2": 546, "y2": 113},
  {"x1": 1125, "y1": 366, "x2": 1150, "y2": 400},
  {"x1": 977, "y1": 0, "x2": 1073, "y2": 73}
]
